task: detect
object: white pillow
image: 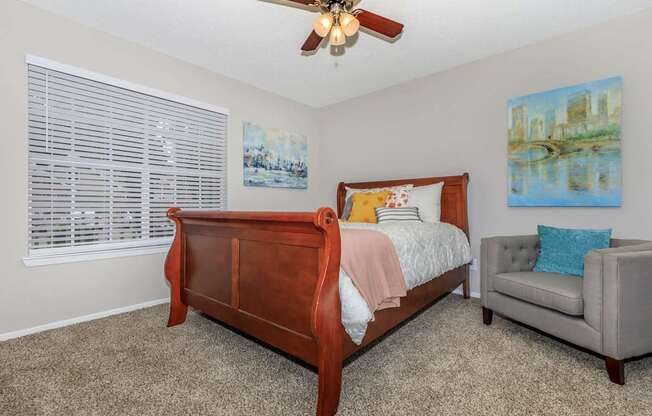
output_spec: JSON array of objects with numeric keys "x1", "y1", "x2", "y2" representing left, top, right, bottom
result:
[{"x1": 408, "y1": 182, "x2": 444, "y2": 223}]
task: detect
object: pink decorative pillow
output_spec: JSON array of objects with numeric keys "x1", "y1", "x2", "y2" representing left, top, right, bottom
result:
[{"x1": 385, "y1": 186, "x2": 413, "y2": 208}]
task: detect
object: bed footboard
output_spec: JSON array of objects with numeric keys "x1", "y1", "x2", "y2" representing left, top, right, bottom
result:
[{"x1": 164, "y1": 207, "x2": 342, "y2": 416}]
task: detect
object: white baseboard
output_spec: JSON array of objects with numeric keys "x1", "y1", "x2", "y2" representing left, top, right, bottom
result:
[
  {"x1": 453, "y1": 287, "x2": 481, "y2": 299},
  {"x1": 0, "y1": 297, "x2": 170, "y2": 342}
]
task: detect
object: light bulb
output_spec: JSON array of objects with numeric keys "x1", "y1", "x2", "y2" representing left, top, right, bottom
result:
[
  {"x1": 339, "y1": 12, "x2": 360, "y2": 37},
  {"x1": 330, "y1": 25, "x2": 346, "y2": 46},
  {"x1": 313, "y1": 13, "x2": 334, "y2": 38}
]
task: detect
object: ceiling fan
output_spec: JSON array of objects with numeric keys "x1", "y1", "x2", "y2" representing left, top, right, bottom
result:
[{"x1": 279, "y1": 0, "x2": 404, "y2": 52}]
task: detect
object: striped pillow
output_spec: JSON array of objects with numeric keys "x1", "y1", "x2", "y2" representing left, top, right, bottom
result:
[{"x1": 374, "y1": 207, "x2": 422, "y2": 223}]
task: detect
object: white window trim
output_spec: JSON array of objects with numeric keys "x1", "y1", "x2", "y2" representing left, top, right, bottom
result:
[
  {"x1": 23, "y1": 54, "x2": 229, "y2": 267},
  {"x1": 25, "y1": 55, "x2": 230, "y2": 116},
  {"x1": 23, "y1": 239, "x2": 172, "y2": 267}
]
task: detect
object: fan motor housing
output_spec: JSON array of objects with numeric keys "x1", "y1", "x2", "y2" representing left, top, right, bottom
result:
[{"x1": 321, "y1": 0, "x2": 354, "y2": 13}]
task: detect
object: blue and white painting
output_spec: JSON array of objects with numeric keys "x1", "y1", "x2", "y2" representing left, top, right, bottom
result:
[
  {"x1": 508, "y1": 77, "x2": 623, "y2": 207},
  {"x1": 243, "y1": 122, "x2": 308, "y2": 189}
]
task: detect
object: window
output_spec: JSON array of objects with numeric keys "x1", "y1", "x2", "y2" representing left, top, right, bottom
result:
[{"x1": 24, "y1": 56, "x2": 228, "y2": 266}]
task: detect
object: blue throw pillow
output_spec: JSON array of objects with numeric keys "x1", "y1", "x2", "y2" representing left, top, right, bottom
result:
[{"x1": 534, "y1": 225, "x2": 612, "y2": 277}]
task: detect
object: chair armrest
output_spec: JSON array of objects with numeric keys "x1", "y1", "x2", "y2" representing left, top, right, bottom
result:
[
  {"x1": 481, "y1": 235, "x2": 540, "y2": 305},
  {"x1": 583, "y1": 242, "x2": 652, "y2": 332},
  {"x1": 601, "y1": 251, "x2": 652, "y2": 359}
]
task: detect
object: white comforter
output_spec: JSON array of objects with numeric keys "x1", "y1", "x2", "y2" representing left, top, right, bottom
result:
[{"x1": 338, "y1": 222, "x2": 472, "y2": 344}]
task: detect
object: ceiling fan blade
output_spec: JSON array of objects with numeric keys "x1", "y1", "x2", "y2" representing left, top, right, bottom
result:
[
  {"x1": 285, "y1": 0, "x2": 318, "y2": 5},
  {"x1": 356, "y1": 9, "x2": 404, "y2": 39},
  {"x1": 301, "y1": 30, "x2": 324, "y2": 52}
]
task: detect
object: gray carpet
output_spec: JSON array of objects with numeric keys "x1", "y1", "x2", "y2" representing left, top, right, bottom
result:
[{"x1": 1, "y1": 296, "x2": 651, "y2": 416}]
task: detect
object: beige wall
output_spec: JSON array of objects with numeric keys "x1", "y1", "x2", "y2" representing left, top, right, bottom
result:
[
  {"x1": 319, "y1": 9, "x2": 652, "y2": 294},
  {"x1": 0, "y1": 0, "x2": 327, "y2": 335},
  {"x1": 3, "y1": 0, "x2": 651, "y2": 335}
]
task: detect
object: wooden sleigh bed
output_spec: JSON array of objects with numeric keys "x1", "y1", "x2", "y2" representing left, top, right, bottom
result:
[{"x1": 164, "y1": 173, "x2": 470, "y2": 416}]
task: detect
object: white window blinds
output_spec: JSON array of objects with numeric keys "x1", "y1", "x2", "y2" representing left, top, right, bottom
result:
[{"x1": 27, "y1": 57, "x2": 227, "y2": 258}]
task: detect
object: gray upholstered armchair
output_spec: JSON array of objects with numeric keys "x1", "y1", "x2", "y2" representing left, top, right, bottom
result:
[{"x1": 481, "y1": 236, "x2": 652, "y2": 385}]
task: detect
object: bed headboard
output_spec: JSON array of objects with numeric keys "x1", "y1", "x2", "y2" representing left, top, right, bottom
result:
[{"x1": 336, "y1": 173, "x2": 470, "y2": 237}]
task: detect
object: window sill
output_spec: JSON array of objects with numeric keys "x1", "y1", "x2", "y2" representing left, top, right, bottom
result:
[{"x1": 23, "y1": 244, "x2": 171, "y2": 267}]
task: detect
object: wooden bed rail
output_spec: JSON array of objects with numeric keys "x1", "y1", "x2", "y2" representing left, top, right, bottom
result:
[{"x1": 164, "y1": 207, "x2": 343, "y2": 415}]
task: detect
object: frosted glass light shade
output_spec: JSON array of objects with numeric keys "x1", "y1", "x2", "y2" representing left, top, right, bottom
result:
[
  {"x1": 329, "y1": 25, "x2": 346, "y2": 46},
  {"x1": 339, "y1": 12, "x2": 360, "y2": 37},
  {"x1": 313, "y1": 13, "x2": 334, "y2": 37}
]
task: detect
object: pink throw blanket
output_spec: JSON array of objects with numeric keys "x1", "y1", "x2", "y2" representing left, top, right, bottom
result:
[{"x1": 340, "y1": 229, "x2": 407, "y2": 313}]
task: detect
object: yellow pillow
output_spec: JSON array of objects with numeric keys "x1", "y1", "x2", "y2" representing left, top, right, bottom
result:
[{"x1": 348, "y1": 191, "x2": 392, "y2": 223}]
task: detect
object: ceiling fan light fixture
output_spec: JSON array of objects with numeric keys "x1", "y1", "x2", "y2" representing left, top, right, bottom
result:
[
  {"x1": 339, "y1": 12, "x2": 360, "y2": 37},
  {"x1": 313, "y1": 13, "x2": 334, "y2": 37},
  {"x1": 329, "y1": 24, "x2": 346, "y2": 46},
  {"x1": 289, "y1": 0, "x2": 405, "y2": 53}
]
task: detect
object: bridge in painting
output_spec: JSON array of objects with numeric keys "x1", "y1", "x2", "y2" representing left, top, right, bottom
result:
[
  {"x1": 509, "y1": 138, "x2": 620, "y2": 165},
  {"x1": 509, "y1": 140, "x2": 562, "y2": 163}
]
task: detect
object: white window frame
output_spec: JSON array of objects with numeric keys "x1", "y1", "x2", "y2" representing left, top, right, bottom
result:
[{"x1": 23, "y1": 55, "x2": 229, "y2": 267}]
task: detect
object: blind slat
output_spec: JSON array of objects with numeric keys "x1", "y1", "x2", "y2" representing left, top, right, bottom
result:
[{"x1": 28, "y1": 63, "x2": 227, "y2": 253}]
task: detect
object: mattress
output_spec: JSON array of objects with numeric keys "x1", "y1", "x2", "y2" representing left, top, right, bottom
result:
[{"x1": 338, "y1": 221, "x2": 472, "y2": 344}]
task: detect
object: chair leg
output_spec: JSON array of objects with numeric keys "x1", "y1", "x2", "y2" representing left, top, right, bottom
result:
[
  {"x1": 482, "y1": 307, "x2": 493, "y2": 326},
  {"x1": 605, "y1": 357, "x2": 625, "y2": 385}
]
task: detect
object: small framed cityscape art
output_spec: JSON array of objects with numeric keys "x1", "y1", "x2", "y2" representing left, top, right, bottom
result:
[
  {"x1": 243, "y1": 122, "x2": 308, "y2": 189},
  {"x1": 507, "y1": 77, "x2": 623, "y2": 207}
]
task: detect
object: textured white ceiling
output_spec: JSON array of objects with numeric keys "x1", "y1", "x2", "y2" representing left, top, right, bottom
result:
[{"x1": 20, "y1": 0, "x2": 652, "y2": 107}]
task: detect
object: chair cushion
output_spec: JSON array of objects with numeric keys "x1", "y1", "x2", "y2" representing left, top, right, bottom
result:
[{"x1": 493, "y1": 272, "x2": 584, "y2": 316}]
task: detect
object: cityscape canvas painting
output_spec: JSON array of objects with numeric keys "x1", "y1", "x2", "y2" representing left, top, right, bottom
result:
[
  {"x1": 243, "y1": 122, "x2": 308, "y2": 189},
  {"x1": 508, "y1": 77, "x2": 623, "y2": 207}
]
